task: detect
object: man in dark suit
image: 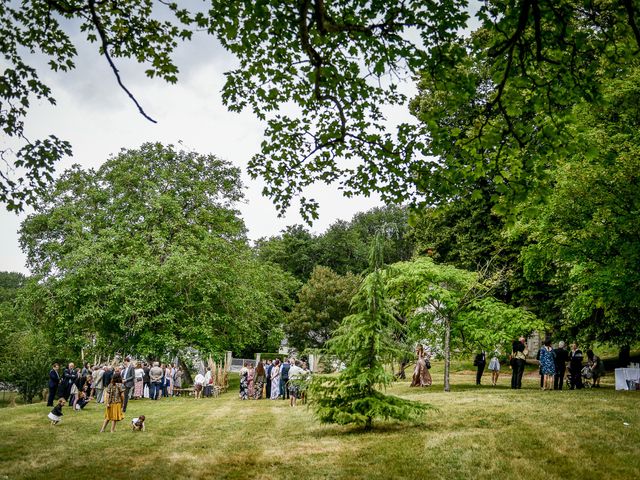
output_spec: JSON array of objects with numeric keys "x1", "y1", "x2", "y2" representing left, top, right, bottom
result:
[
  {"x1": 61, "y1": 362, "x2": 77, "y2": 400},
  {"x1": 122, "y1": 357, "x2": 135, "y2": 412},
  {"x1": 47, "y1": 363, "x2": 60, "y2": 406},
  {"x1": 102, "y1": 366, "x2": 113, "y2": 394},
  {"x1": 553, "y1": 341, "x2": 569, "y2": 390},
  {"x1": 474, "y1": 351, "x2": 486, "y2": 385}
]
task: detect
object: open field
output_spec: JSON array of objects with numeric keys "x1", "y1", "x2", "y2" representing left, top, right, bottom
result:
[{"x1": 1, "y1": 365, "x2": 638, "y2": 480}]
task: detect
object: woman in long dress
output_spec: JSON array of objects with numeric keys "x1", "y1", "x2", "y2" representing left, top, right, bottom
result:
[
  {"x1": 410, "y1": 345, "x2": 432, "y2": 387},
  {"x1": 165, "y1": 365, "x2": 173, "y2": 397},
  {"x1": 539, "y1": 340, "x2": 556, "y2": 390},
  {"x1": 270, "y1": 359, "x2": 281, "y2": 400},
  {"x1": 254, "y1": 361, "x2": 265, "y2": 399},
  {"x1": 100, "y1": 374, "x2": 125, "y2": 433},
  {"x1": 133, "y1": 363, "x2": 144, "y2": 399},
  {"x1": 239, "y1": 363, "x2": 249, "y2": 400},
  {"x1": 247, "y1": 364, "x2": 255, "y2": 399}
]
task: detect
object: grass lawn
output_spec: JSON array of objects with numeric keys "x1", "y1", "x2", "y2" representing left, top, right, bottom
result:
[{"x1": 1, "y1": 364, "x2": 638, "y2": 480}]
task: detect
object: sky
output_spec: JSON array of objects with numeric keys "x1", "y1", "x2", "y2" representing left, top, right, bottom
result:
[{"x1": 0, "y1": 19, "x2": 420, "y2": 275}]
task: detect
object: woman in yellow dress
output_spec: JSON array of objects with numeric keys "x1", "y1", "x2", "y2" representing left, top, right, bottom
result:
[{"x1": 100, "y1": 374, "x2": 125, "y2": 432}]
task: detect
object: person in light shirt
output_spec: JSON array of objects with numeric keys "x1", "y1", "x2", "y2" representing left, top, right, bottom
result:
[
  {"x1": 194, "y1": 372, "x2": 205, "y2": 399},
  {"x1": 287, "y1": 360, "x2": 305, "y2": 407},
  {"x1": 203, "y1": 368, "x2": 212, "y2": 397}
]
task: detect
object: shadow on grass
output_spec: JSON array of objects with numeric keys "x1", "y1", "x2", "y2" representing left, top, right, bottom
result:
[{"x1": 309, "y1": 419, "x2": 436, "y2": 439}]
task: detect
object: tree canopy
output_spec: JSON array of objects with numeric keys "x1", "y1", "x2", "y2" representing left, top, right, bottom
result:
[
  {"x1": 5, "y1": 1, "x2": 639, "y2": 219},
  {"x1": 17, "y1": 143, "x2": 296, "y2": 358},
  {"x1": 386, "y1": 257, "x2": 543, "y2": 391},
  {"x1": 285, "y1": 265, "x2": 360, "y2": 351}
]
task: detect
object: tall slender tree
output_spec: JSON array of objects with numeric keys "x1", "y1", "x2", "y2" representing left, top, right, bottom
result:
[{"x1": 309, "y1": 234, "x2": 430, "y2": 430}]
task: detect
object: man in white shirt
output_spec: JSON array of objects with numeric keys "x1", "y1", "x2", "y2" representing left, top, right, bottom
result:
[
  {"x1": 287, "y1": 360, "x2": 305, "y2": 407},
  {"x1": 203, "y1": 368, "x2": 212, "y2": 397}
]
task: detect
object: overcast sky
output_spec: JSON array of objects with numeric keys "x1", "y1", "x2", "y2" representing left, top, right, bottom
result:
[{"x1": 0, "y1": 23, "x2": 422, "y2": 275}]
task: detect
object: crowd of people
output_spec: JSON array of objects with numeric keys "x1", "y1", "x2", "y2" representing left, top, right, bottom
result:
[
  {"x1": 47, "y1": 357, "x2": 185, "y2": 410},
  {"x1": 471, "y1": 338, "x2": 606, "y2": 390},
  {"x1": 238, "y1": 358, "x2": 311, "y2": 407},
  {"x1": 46, "y1": 357, "x2": 186, "y2": 431}
]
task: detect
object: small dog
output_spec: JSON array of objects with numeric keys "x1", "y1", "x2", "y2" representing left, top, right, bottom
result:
[{"x1": 131, "y1": 415, "x2": 146, "y2": 431}]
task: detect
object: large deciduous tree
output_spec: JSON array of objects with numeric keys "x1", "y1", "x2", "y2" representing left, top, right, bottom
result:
[
  {"x1": 518, "y1": 67, "x2": 640, "y2": 346},
  {"x1": 386, "y1": 257, "x2": 543, "y2": 391},
  {"x1": 18, "y1": 143, "x2": 295, "y2": 357},
  {"x1": 285, "y1": 265, "x2": 360, "y2": 351}
]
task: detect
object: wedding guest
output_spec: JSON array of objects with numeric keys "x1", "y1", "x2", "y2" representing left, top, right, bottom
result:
[
  {"x1": 61, "y1": 363, "x2": 77, "y2": 401},
  {"x1": 254, "y1": 361, "x2": 265, "y2": 400},
  {"x1": 474, "y1": 350, "x2": 486, "y2": 386},
  {"x1": 122, "y1": 357, "x2": 135, "y2": 413},
  {"x1": 204, "y1": 367, "x2": 213, "y2": 397},
  {"x1": 48, "y1": 398, "x2": 65, "y2": 425},
  {"x1": 553, "y1": 341, "x2": 569, "y2": 390},
  {"x1": 93, "y1": 365, "x2": 105, "y2": 403},
  {"x1": 265, "y1": 360, "x2": 273, "y2": 399},
  {"x1": 288, "y1": 360, "x2": 305, "y2": 407},
  {"x1": 47, "y1": 363, "x2": 60, "y2": 407},
  {"x1": 280, "y1": 358, "x2": 291, "y2": 400},
  {"x1": 247, "y1": 363, "x2": 255, "y2": 399},
  {"x1": 134, "y1": 363, "x2": 145, "y2": 399},
  {"x1": 194, "y1": 371, "x2": 205, "y2": 399},
  {"x1": 100, "y1": 374, "x2": 125, "y2": 433},
  {"x1": 270, "y1": 359, "x2": 281, "y2": 400},
  {"x1": 539, "y1": 340, "x2": 556, "y2": 390},
  {"x1": 410, "y1": 345, "x2": 432, "y2": 387},
  {"x1": 510, "y1": 337, "x2": 528, "y2": 389},
  {"x1": 239, "y1": 363, "x2": 249, "y2": 400},
  {"x1": 587, "y1": 349, "x2": 605, "y2": 387},
  {"x1": 568, "y1": 343, "x2": 584, "y2": 390},
  {"x1": 149, "y1": 362, "x2": 163, "y2": 400},
  {"x1": 174, "y1": 367, "x2": 183, "y2": 396},
  {"x1": 143, "y1": 362, "x2": 151, "y2": 398},
  {"x1": 488, "y1": 352, "x2": 501, "y2": 387}
]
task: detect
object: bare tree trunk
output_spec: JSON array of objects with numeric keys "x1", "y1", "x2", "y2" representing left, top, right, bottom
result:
[{"x1": 444, "y1": 317, "x2": 451, "y2": 392}]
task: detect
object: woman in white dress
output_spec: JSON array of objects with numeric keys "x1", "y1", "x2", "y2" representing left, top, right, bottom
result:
[
  {"x1": 488, "y1": 351, "x2": 501, "y2": 386},
  {"x1": 270, "y1": 359, "x2": 281, "y2": 400}
]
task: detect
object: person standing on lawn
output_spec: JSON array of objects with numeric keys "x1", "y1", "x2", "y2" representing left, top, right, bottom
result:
[
  {"x1": 254, "y1": 361, "x2": 266, "y2": 399},
  {"x1": 61, "y1": 362, "x2": 77, "y2": 401},
  {"x1": 510, "y1": 338, "x2": 528, "y2": 389},
  {"x1": 47, "y1": 363, "x2": 60, "y2": 407},
  {"x1": 149, "y1": 362, "x2": 163, "y2": 400},
  {"x1": 553, "y1": 341, "x2": 569, "y2": 390},
  {"x1": 488, "y1": 351, "x2": 500, "y2": 386},
  {"x1": 121, "y1": 357, "x2": 135, "y2": 413},
  {"x1": 280, "y1": 358, "x2": 291, "y2": 400},
  {"x1": 539, "y1": 340, "x2": 556, "y2": 390},
  {"x1": 410, "y1": 345, "x2": 432, "y2": 387},
  {"x1": 265, "y1": 360, "x2": 273, "y2": 399},
  {"x1": 474, "y1": 351, "x2": 486, "y2": 386},
  {"x1": 270, "y1": 359, "x2": 281, "y2": 400},
  {"x1": 100, "y1": 374, "x2": 125, "y2": 433},
  {"x1": 586, "y1": 349, "x2": 605, "y2": 388},
  {"x1": 568, "y1": 343, "x2": 584, "y2": 390}
]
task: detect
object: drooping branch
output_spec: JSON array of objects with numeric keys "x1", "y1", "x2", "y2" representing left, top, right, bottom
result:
[{"x1": 87, "y1": 0, "x2": 157, "y2": 123}]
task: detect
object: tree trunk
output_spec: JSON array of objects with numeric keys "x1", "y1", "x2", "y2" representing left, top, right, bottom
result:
[{"x1": 444, "y1": 317, "x2": 451, "y2": 392}]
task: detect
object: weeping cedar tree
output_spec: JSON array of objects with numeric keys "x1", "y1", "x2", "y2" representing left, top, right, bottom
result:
[{"x1": 309, "y1": 234, "x2": 431, "y2": 430}]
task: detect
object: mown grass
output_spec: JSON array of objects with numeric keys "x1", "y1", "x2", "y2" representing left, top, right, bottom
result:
[{"x1": 0, "y1": 364, "x2": 638, "y2": 480}]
